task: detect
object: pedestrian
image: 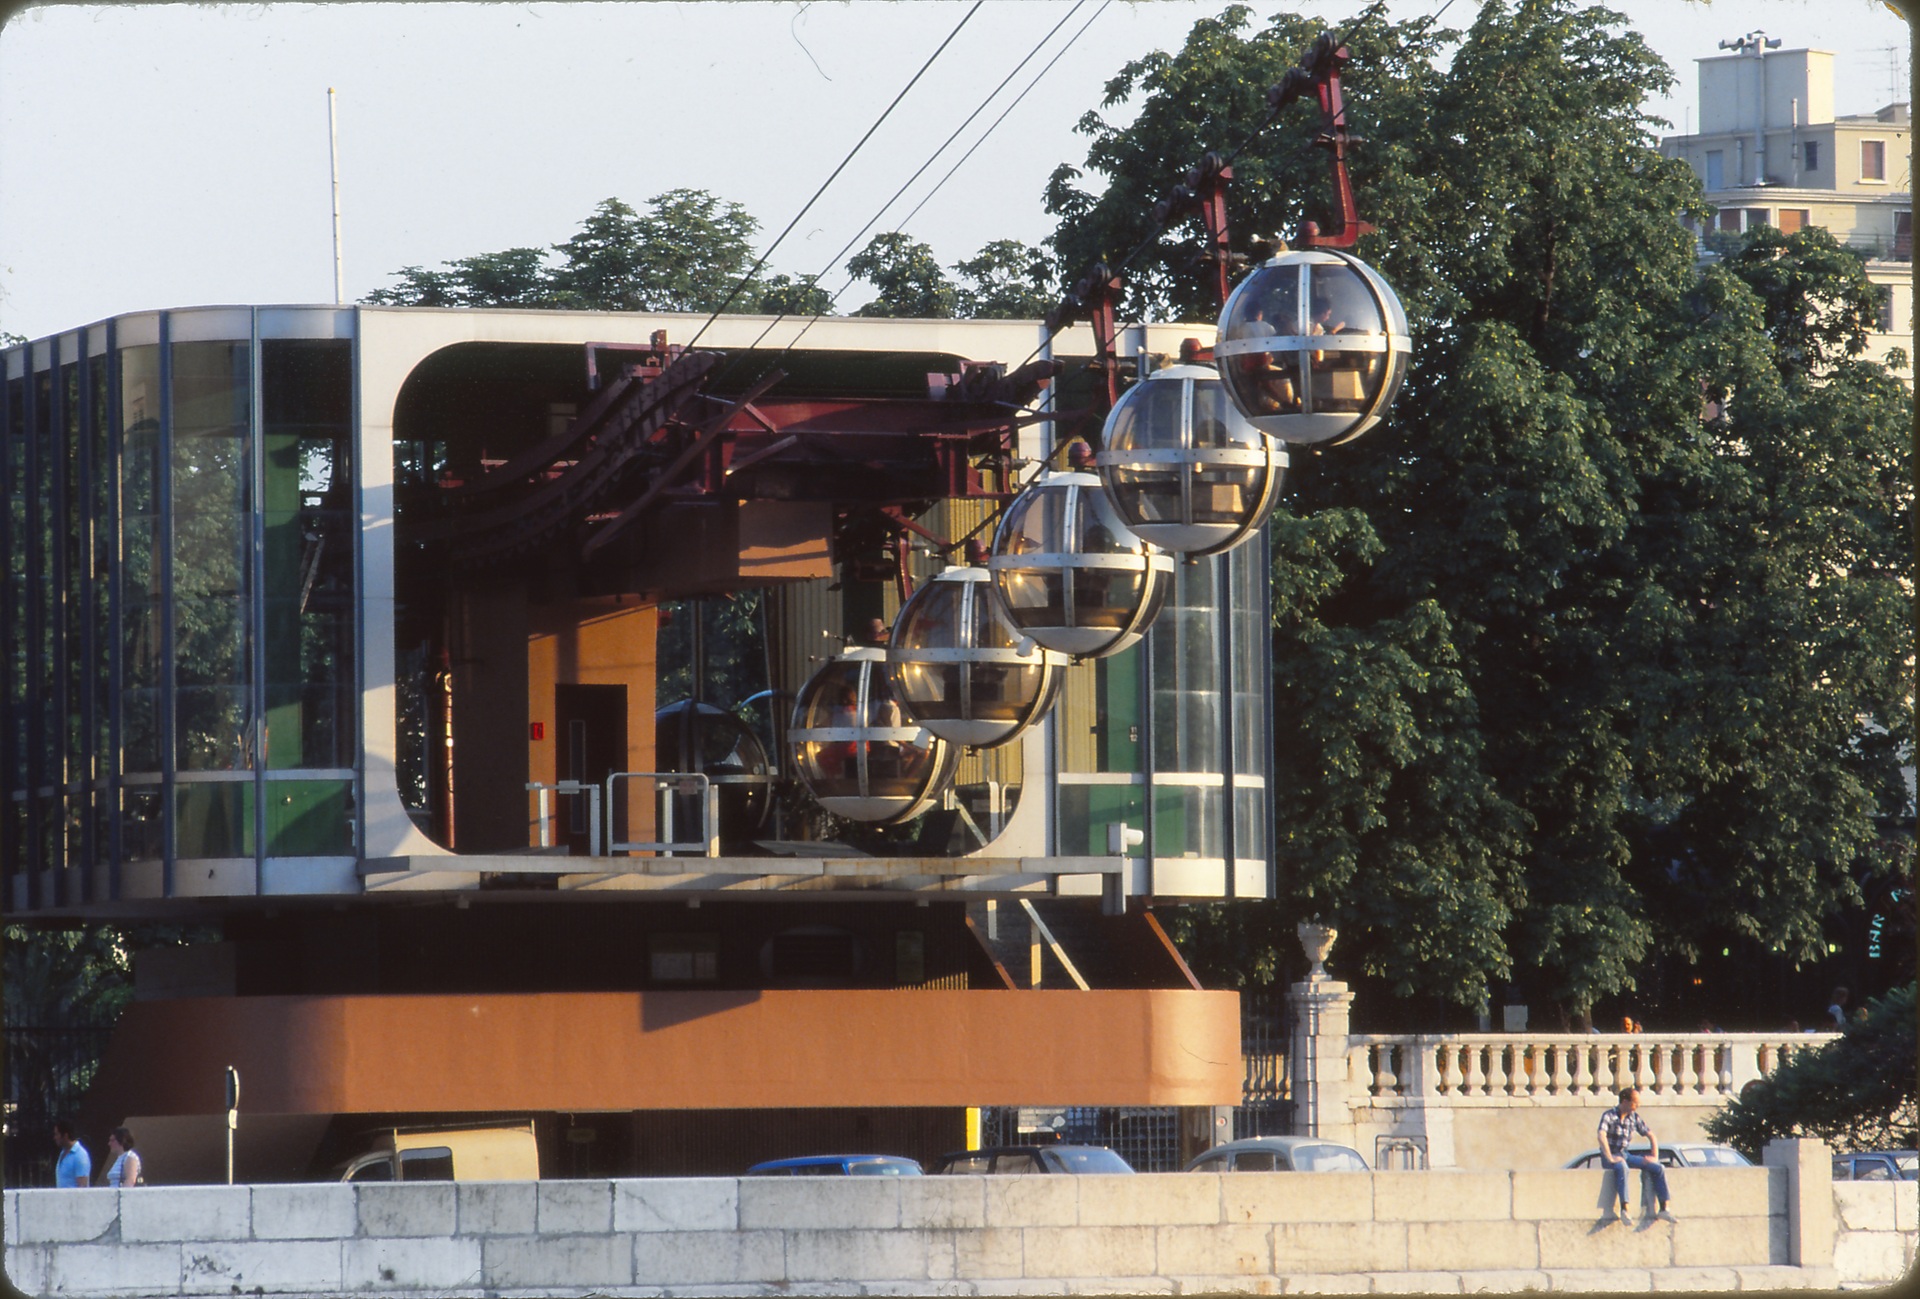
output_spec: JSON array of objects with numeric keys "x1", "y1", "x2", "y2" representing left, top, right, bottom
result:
[
  {"x1": 1596, "y1": 1086, "x2": 1673, "y2": 1222},
  {"x1": 52, "y1": 1119, "x2": 91, "y2": 1188},
  {"x1": 1827, "y1": 986, "x2": 1849, "y2": 1029},
  {"x1": 106, "y1": 1127, "x2": 143, "y2": 1188}
]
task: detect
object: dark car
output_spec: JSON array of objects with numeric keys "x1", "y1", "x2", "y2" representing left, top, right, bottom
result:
[
  {"x1": 928, "y1": 1144, "x2": 1134, "y2": 1174},
  {"x1": 745, "y1": 1154, "x2": 922, "y2": 1176},
  {"x1": 1184, "y1": 1136, "x2": 1370, "y2": 1173},
  {"x1": 1833, "y1": 1151, "x2": 1918, "y2": 1181}
]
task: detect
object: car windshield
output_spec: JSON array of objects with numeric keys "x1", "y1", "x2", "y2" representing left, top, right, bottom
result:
[
  {"x1": 847, "y1": 1159, "x2": 919, "y2": 1175},
  {"x1": 1684, "y1": 1146, "x2": 1749, "y2": 1167},
  {"x1": 1046, "y1": 1147, "x2": 1132, "y2": 1174}
]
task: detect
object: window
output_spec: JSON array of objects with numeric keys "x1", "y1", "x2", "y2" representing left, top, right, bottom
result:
[
  {"x1": 1744, "y1": 208, "x2": 1770, "y2": 230},
  {"x1": 1803, "y1": 140, "x2": 1819, "y2": 172},
  {"x1": 1718, "y1": 209, "x2": 1743, "y2": 233},
  {"x1": 1233, "y1": 1151, "x2": 1280, "y2": 1171},
  {"x1": 398, "y1": 1147, "x2": 454, "y2": 1181},
  {"x1": 648, "y1": 932, "x2": 718, "y2": 982},
  {"x1": 1875, "y1": 286, "x2": 1894, "y2": 333},
  {"x1": 1863, "y1": 140, "x2": 1887, "y2": 181},
  {"x1": 1705, "y1": 151, "x2": 1724, "y2": 190},
  {"x1": 1778, "y1": 209, "x2": 1809, "y2": 234}
]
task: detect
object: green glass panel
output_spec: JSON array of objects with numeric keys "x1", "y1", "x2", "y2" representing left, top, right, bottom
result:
[
  {"x1": 266, "y1": 779, "x2": 353, "y2": 855},
  {"x1": 1057, "y1": 784, "x2": 1146, "y2": 856},
  {"x1": 174, "y1": 782, "x2": 254, "y2": 858}
]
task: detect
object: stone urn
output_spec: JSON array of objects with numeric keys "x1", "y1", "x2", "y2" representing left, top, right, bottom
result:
[{"x1": 1297, "y1": 920, "x2": 1338, "y2": 981}]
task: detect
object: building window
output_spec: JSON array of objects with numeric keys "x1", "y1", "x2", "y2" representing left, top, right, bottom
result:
[
  {"x1": 1862, "y1": 140, "x2": 1887, "y2": 181},
  {"x1": 1705, "y1": 150, "x2": 1724, "y2": 190},
  {"x1": 1778, "y1": 209, "x2": 1809, "y2": 234},
  {"x1": 1875, "y1": 286, "x2": 1895, "y2": 334},
  {"x1": 649, "y1": 932, "x2": 718, "y2": 982},
  {"x1": 1717, "y1": 208, "x2": 1743, "y2": 233},
  {"x1": 1744, "y1": 208, "x2": 1770, "y2": 230},
  {"x1": 1803, "y1": 140, "x2": 1819, "y2": 172}
]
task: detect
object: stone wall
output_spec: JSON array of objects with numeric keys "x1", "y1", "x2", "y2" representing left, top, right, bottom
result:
[{"x1": 7, "y1": 1152, "x2": 1893, "y2": 1297}]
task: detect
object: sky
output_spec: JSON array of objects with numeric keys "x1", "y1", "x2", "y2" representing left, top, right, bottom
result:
[{"x1": 0, "y1": 0, "x2": 1910, "y2": 341}]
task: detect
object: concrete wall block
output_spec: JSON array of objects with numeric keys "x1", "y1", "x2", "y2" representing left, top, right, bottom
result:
[
  {"x1": 1154, "y1": 1222, "x2": 1272, "y2": 1275},
  {"x1": 249, "y1": 1182, "x2": 357, "y2": 1239},
  {"x1": 1276, "y1": 1272, "x2": 1368, "y2": 1292},
  {"x1": 1065, "y1": 1277, "x2": 1175, "y2": 1294},
  {"x1": 46, "y1": 1243, "x2": 180, "y2": 1295},
  {"x1": 179, "y1": 1240, "x2": 342, "y2": 1294},
  {"x1": 6, "y1": 1189, "x2": 16, "y2": 1245},
  {"x1": 1159, "y1": 1276, "x2": 1282, "y2": 1295},
  {"x1": 1537, "y1": 1218, "x2": 1672, "y2": 1270},
  {"x1": 1458, "y1": 1268, "x2": 1550, "y2": 1293},
  {"x1": 1647, "y1": 1265, "x2": 1740, "y2": 1290},
  {"x1": 1078, "y1": 1173, "x2": 1218, "y2": 1227},
  {"x1": 482, "y1": 1232, "x2": 633, "y2": 1289},
  {"x1": 948, "y1": 1225, "x2": 1025, "y2": 1279},
  {"x1": 4, "y1": 1244, "x2": 49, "y2": 1295},
  {"x1": 1662, "y1": 1168, "x2": 1774, "y2": 1217},
  {"x1": 1543, "y1": 1267, "x2": 1653, "y2": 1291},
  {"x1": 1833, "y1": 1182, "x2": 1899, "y2": 1231},
  {"x1": 1371, "y1": 1271, "x2": 1465, "y2": 1293},
  {"x1": 901, "y1": 1176, "x2": 988, "y2": 1230},
  {"x1": 739, "y1": 1176, "x2": 900, "y2": 1230},
  {"x1": 1272, "y1": 1220, "x2": 1407, "y2": 1274},
  {"x1": 983, "y1": 1177, "x2": 1079, "y2": 1228},
  {"x1": 1511, "y1": 1170, "x2": 1642, "y2": 1220},
  {"x1": 786, "y1": 1227, "x2": 931, "y2": 1282},
  {"x1": 1897, "y1": 1180, "x2": 1918, "y2": 1232},
  {"x1": 1372, "y1": 1171, "x2": 1511, "y2": 1221},
  {"x1": 1671, "y1": 1214, "x2": 1775, "y2": 1268},
  {"x1": 1221, "y1": 1173, "x2": 1371, "y2": 1224},
  {"x1": 1731, "y1": 1263, "x2": 1837, "y2": 1290},
  {"x1": 356, "y1": 1182, "x2": 456, "y2": 1237},
  {"x1": 630, "y1": 1228, "x2": 786, "y2": 1286},
  {"x1": 538, "y1": 1179, "x2": 614, "y2": 1234},
  {"x1": 615, "y1": 1177, "x2": 738, "y2": 1233},
  {"x1": 1019, "y1": 1225, "x2": 1156, "y2": 1279},
  {"x1": 342, "y1": 1235, "x2": 484, "y2": 1290},
  {"x1": 1407, "y1": 1219, "x2": 1537, "y2": 1271},
  {"x1": 458, "y1": 1181, "x2": 538, "y2": 1236},
  {"x1": 14, "y1": 1188, "x2": 120, "y2": 1243},
  {"x1": 121, "y1": 1185, "x2": 251, "y2": 1242},
  {"x1": 1833, "y1": 1230, "x2": 1910, "y2": 1284}
]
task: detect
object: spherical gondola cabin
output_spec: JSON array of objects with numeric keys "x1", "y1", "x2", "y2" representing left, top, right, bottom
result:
[
  {"x1": 1213, "y1": 248, "x2": 1410, "y2": 446},
  {"x1": 987, "y1": 470, "x2": 1174, "y2": 660},
  {"x1": 789, "y1": 647, "x2": 958, "y2": 824},
  {"x1": 653, "y1": 700, "x2": 776, "y2": 849},
  {"x1": 1095, "y1": 362, "x2": 1286, "y2": 556},
  {"x1": 886, "y1": 566, "x2": 1066, "y2": 749}
]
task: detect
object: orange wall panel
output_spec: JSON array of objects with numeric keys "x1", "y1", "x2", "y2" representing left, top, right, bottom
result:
[{"x1": 87, "y1": 989, "x2": 1242, "y2": 1120}]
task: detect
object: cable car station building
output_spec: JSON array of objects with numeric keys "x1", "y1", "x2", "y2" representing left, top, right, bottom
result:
[{"x1": 4, "y1": 304, "x2": 1272, "y2": 1179}]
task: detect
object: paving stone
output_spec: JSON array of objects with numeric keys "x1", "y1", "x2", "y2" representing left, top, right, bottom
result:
[
  {"x1": 538, "y1": 1179, "x2": 614, "y2": 1233},
  {"x1": 342, "y1": 1235, "x2": 485, "y2": 1290},
  {"x1": 615, "y1": 1177, "x2": 738, "y2": 1233},
  {"x1": 357, "y1": 1181, "x2": 456, "y2": 1237},
  {"x1": 14, "y1": 1188, "x2": 119, "y2": 1243},
  {"x1": 251, "y1": 1182, "x2": 357, "y2": 1239},
  {"x1": 458, "y1": 1181, "x2": 538, "y2": 1235},
  {"x1": 630, "y1": 1227, "x2": 785, "y2": 1286},
  {"x1": 179, "y1": 1239, "x2": 342, "y2": 1294}
]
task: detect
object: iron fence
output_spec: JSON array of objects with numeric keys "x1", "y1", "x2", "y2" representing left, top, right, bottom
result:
[{"x1": 4, "y1": 1026, "x2": 116, "y2": 1187}]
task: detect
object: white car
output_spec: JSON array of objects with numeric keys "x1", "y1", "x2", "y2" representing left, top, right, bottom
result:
[
  {"x1": 1565, "y1": 1143, "x2": 1750, "y2": 1170},
  {"x1": 1185, "y1": 1136, "x2": 1370, "y2": 1173}
]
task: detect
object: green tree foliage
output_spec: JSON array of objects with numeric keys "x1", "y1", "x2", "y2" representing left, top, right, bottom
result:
[
  {"x1": 953, "y1": 240, "x2": 1056, "y2": 319},
  {"x1": 847, "y1": 232, "x2": 960, "y2": 318},
  {"x1": 364, "y1": 192, "x2": 770, "y2": 312},
  {"x1": 759, "y1": 273, "x2": 835, "y2": 317},
  {"x1": 1705, "y1": 984, "x2": 1918, "y2": 1158},
  {"x1": 1067, "y1": 1, "x2": 1911, "y2": 1016}
]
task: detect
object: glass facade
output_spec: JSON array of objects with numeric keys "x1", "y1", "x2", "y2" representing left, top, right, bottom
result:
[{"x1": 1, "y1": 316, "x2": 356, "y2": 908}]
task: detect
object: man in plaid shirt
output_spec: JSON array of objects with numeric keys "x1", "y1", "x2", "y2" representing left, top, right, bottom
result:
[{"x1": 1597, "y1": 1086, "x2": 1673, "y2": 1220}]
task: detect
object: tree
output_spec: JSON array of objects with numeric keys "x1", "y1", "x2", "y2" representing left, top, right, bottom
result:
[
  {"x1": 758, "y1": 273, "x2": 835, "y2": 317},
  {"x1": 847, "y1": 232, "x2": 958, "y2": 318},
  {"x1": 953, "y1": 240, "x2": 1056, "y2": 319},
  {"x1": 1061, "y1": 1, "x2": 1911, "y2": 1018},
  {"x1": 364, "y1": 191, "x2": 770, "y2": 313},
  {"x1": 1704, "y1": 983, "x2": 1917, "y2": 1159}
]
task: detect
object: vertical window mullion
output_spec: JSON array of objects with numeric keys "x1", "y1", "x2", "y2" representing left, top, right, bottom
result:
[
  {"x1": 250, "y1": 314, "x2": 267, "y2": 883},
  {"x1": 157, "y1": 316, "x2": 175, "y2": 893}
]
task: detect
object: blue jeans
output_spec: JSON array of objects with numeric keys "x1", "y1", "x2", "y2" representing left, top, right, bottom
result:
[{"x1": 1607, "y1": 1154, "x2": 1670, "y2": 1209}]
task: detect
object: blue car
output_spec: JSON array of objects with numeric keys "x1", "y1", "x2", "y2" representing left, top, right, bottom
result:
[{"x1": 745, "y1": 1154, "x2": 923, "y2": 1176}]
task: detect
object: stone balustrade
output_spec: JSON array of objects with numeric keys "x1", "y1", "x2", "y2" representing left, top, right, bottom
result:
[{"x1": 1349, "y1": 1032, "x2": 1837, "y2": 1107}]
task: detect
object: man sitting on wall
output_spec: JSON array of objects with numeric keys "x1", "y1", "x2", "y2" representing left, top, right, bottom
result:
[{"x1": 1597, "y1": 1086, "x2": 1673, "y2": 1222}]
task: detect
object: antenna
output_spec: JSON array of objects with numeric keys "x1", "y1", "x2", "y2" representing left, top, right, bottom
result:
[{"x1": 328, "y1": 88, "x2": 344, "y2": 306}]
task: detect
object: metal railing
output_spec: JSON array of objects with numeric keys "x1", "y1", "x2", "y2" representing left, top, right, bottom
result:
[{"x1": 525, "y1": 772, "x2": 719, "y2": 857}]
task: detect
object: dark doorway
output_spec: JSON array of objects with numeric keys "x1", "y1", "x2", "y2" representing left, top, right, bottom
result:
[{"x1": 555, "y1": 684, "x2": 627, "y2": 855}]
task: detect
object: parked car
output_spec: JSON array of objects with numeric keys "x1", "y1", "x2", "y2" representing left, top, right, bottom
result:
[
  {"x1": 928, "y1": 1145, "x2": 1134, "y2": 1174},
  {"x1": 1833, "y1": 1151, "x2": 1918, "y2": 1181},
  {"x1": 745, "y1": 1154, "x2": 923, "y2": 1176},
  {"x1": 1184, "y1": 1136, "x2": 1370, "y2": 1173},
  {"x1": 1565, "y1": 1143, "x2": 1750, "y2": 1170},
  {"x1": 331, "y1": 1122, "x2": 539, "y2": 1182}
]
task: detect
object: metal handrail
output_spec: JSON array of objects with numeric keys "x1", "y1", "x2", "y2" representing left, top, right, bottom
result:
[{"x1": 606, "y1": 771, "x2": 719, "y2": 857}]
